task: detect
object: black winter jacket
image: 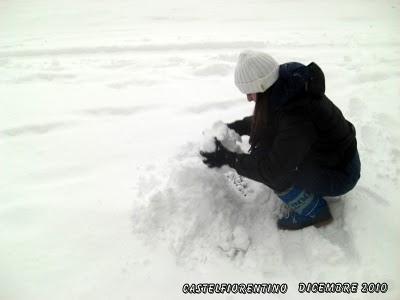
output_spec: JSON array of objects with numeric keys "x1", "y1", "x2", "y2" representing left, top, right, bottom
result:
[{"x1": 228, "y1": 62, "x2": 357, "y2": 192}]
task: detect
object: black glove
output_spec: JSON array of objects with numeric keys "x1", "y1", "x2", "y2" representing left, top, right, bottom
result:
[
  {"x1": 200, "y1": 138, "x2": 237, "y2": 168},
  {"x1": 226, "y1": 116, "x2": 252, "y2": 136}
]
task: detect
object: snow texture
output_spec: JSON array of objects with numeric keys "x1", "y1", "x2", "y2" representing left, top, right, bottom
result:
[{"x1": 0, "y1": 0, "x2": 399, "y2": 299}]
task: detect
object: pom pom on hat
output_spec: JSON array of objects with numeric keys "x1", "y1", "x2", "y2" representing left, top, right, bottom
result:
[{"x1": 234, "y1": 50, "x2": 279, "y2": 94}]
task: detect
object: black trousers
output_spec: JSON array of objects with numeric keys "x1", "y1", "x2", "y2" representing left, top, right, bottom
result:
[{"x1": 294, "y1": 151, "x2": 361, "y2": 197}]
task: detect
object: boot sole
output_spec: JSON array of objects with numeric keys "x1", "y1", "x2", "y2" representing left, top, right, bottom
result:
[
  {"x1": 313, "y1": 216, "x2": 333, "y2": 228},
  {"x1": 278, "y1": 217, "x2": 333, "y2": 230}
]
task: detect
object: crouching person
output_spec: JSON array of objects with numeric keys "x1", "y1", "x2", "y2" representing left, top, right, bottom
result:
[{"x1": 200, "y1": 50, "x2": 361, "y2": 230}]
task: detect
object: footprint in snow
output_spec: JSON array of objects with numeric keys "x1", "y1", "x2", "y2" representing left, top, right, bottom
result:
[{"x1": 218, "y1": 225, "x2": 251, "y2": 260}]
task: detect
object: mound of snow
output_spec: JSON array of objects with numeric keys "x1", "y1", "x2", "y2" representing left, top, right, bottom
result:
[
  {"x1": 133, "y1": 142, "x2": 281, "y2": 266},
  {"x1": 133, "y1": 140, "x2": 357, "y2": 279}
]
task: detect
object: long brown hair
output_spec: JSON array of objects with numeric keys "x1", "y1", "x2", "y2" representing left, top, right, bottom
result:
[{"x1": 249, "y1": 91, "x2": 270, "y2": 152}]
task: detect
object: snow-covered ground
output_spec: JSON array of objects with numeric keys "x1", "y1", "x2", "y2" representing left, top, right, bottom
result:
[{"x1": 1, "y1": 0, "x2": 399, "y2": 299}]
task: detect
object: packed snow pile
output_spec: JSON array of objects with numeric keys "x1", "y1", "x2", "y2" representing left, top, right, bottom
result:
[
  {"x1": 134, "y1": 122, "x2": 367, "y2": 278},
  {"x1": 134, "y1": 123, "x2": 276, "y2": 264}
]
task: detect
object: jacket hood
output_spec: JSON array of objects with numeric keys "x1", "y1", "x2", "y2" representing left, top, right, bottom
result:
[{"x1": 267, "y1": 61, "x2": 326, "y2": 109}]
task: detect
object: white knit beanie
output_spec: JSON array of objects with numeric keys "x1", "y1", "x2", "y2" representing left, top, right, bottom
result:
[{"x1": 234, "y1": 50, "x2": 279, "y2": 94}]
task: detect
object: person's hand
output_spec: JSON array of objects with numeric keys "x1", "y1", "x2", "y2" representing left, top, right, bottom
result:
[
  {"x1": 200, "y1": 138, "x2": 237, "y2": 168},
  {"x1": 226, "y1": 122, "x2": 241, "y2": 136}
]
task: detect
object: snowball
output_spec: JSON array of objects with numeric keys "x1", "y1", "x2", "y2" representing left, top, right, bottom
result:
[{"x1": 200, "y1": 121, "x2": 242, "y2": 153}]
